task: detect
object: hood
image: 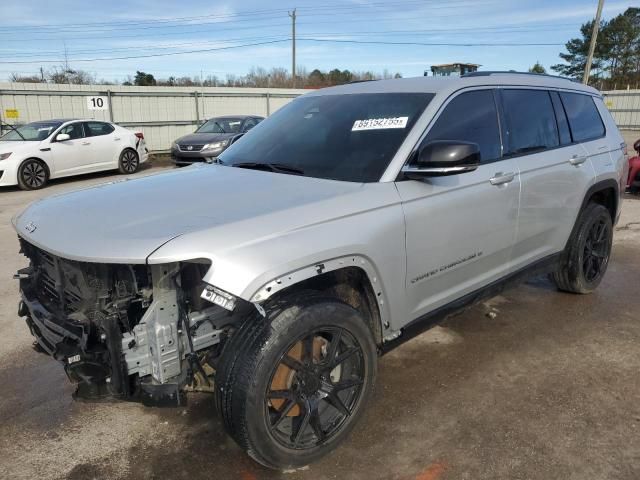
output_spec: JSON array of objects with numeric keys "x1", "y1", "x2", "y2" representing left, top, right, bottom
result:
[
  {"x1": 175, "y1": 133, "x2": 236, "y2": 145},
  {"x1": 13, "y1": 165, "x2": 367, "y2": 264},
  {"x1": 0, "y1": 140, "x2": 42, "y2": 153}
]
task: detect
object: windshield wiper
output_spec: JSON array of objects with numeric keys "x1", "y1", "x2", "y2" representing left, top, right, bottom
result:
[
  {"x1": 1, "y1": 123, "x2": 25, "y2": 140},
  {"x1": 234, "y1": 162, "x2": 305, "y2": 176}
]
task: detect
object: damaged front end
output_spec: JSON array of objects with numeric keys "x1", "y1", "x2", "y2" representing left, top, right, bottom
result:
[{"x1": 16, "y1": 239, "x2": 247, "y2": 407}]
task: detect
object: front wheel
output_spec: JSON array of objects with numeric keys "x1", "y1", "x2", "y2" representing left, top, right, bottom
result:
[
  {"x1": 552, "y1": 202, "x2": 613, "y2": 294},
  {"x1": 17, "y1": 158, "x2": 49, "y2": 190},
  {"x1": 215, "y1": 293, "x2": 377, "y2": 469},
  {"x1": 118, "y1": 149, "x2": 139, "y2": 174}
]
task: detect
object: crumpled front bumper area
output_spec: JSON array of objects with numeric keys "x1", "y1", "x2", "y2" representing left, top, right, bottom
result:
[{"x1": 18, "y1": 268, "x2": 127, "y2": 402}]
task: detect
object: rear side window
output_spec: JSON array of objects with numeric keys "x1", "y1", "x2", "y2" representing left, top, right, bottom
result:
[
  {"x1": 424, "y1": 90, "x2": 501, "y2": 162},
  {"x1": 501, "y1": 89, "x2": 559, "y2": 155},
  {"x1": 84, "y1": 122, "x2": 114, "y2": 137},
  {"x1": 559, "y1": 92, "x2": 605, "y2": 142},
  {"x1": 550, "y1": 91, "x2": 572, "y2": 145}
]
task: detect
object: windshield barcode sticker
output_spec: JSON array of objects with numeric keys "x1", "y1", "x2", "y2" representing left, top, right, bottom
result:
[{"x1": 352, "y1": 116, "x2": 409, "y2": 131}]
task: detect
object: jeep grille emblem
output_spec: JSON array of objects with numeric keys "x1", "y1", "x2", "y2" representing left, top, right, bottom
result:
[{"x1": 25, "y1": 221, "x2": 37, "y2": 233}]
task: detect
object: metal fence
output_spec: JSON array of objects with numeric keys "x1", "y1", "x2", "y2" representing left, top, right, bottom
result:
[
  {"x1": 0, "y1": 83, "x2": 306, "y2": 151},
  {"x1": 2, "y1": 83, "x2": 640, "y2": 151}
]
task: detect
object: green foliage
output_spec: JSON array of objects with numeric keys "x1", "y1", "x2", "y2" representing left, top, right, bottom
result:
[
  {"x1": 552, "y1": 8, "x2": 639, "y2": 87},
  {"x1": 134, "y1": 71, "x2": 156, "y2": 86},
  {"x1": 529, "y1": 62, "x2": 547, "y2": 74}
]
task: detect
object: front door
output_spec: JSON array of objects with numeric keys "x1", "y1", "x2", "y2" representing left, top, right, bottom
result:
[
  {"x1": 49, "y1": 122, "x2": 88, "y2": 176},
  {"x1": 395, "y1": 88, "x2": 520, "y2": 323}
]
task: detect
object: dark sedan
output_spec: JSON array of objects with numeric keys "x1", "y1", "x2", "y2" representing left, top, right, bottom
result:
[{"x1": 171, "y1": 115, "x2": 264, "y2": 166}]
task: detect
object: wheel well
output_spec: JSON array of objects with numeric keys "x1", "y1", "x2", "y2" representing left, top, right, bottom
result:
[
  {"x1": 588, "y1": 186, "x2": 616, "y2": 222},
  {"x1": 270, "y1": 267, "x2": 383, "y2": 345},
  {"x1": 121, "y1": 147, "x2": 138, "y2": 157}
]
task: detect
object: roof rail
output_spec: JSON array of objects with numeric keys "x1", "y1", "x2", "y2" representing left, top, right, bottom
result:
[{"x1": 462, "y1": 71, "x2": 578, "y2": 82}]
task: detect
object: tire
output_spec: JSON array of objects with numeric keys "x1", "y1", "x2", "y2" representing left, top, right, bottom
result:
[
  {"x1": 17, "y1": 158, "x2": 49, "y2": 190},
  {"x1": 215, "y1": 293, "x2": 377, "y2": 469},
  {"x1": 118, "y1": 149, "x2": 139, "y2": 174},
  {"x1": 552, "y1": 202, "x2": 613, "y2": 294}
]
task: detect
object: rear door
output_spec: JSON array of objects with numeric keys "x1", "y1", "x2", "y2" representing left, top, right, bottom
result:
[
  {"x1": 505, "y1": 89, "x2": 596, "y2": 269},
  {"x1": 83, "y1": 121, "x2": 120, "y2": 170},
  {"x1": 395, "y1": 88, "x2": 521, "y2": 321}
]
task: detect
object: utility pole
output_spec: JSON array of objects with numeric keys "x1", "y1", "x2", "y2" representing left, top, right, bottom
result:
[
  {"x1": 289, "y1": 8, "x2": 297, "y2": 88},
  {"x1": 583, "y1": 0, "x2": 605, "y2": 85}
]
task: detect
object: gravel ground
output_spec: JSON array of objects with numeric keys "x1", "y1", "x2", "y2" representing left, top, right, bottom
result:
[{"x1": 0, "y1": 165, "x2": 639, "y2": 480}]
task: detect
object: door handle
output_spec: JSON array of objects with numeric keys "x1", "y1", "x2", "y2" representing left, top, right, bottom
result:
[
  {"x1": 489, "y1": 171, "x2": 516, "y2": 186},
  {"x1": 569, "y1": 154, "x2": 587, "y2": 166},
  {"x1": 81, "y1": 142, "x2": 91, "y2": 146},
  {"x1": 114, "y1": 137, "x2": 121, "y2": 141}
]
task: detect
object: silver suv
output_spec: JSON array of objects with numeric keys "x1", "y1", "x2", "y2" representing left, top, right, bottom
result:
[{"x1": 13, "y1": 73, "x2": 627, "y2": 469}]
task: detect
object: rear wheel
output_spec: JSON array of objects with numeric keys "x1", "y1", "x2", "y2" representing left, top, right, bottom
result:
[
  {"x1": 215, "y1": 293, "x2": 377, "y2": 469},
  {"x1": 17, "y1": 158, "x2": 48, "y2": 190},
  {"x1": 552, "y1": 202, "x2": 613, "y2": 294},
  {"x1": 118, "y1": 149, "x2": 139, "y2": 174}
]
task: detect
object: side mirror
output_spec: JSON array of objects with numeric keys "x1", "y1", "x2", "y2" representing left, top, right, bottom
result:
[
  {"x1": 402, "y1": 140, "x2": 480, "y2": 179},
  {"x1": 230, "y1": 133, "x2": 244, "y2": 145},
  {"x1": 56, "y1": 133, "x2": 71, "y2": 142}
]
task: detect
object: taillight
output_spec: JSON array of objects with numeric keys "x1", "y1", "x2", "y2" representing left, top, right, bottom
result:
[{"x1": 135, "y1": 132, "x2": 144, "y2": 140}]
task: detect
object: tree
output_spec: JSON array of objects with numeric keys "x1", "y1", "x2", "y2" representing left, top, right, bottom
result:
[
  {"x1": 552, "y1": 8, "x2": 639, "y2": 87},
  {"x1": 47, "y1": 66, "x2": 95, "y2": 84},
  {"x1": 8, "y1": 73, "x2": 44, "y2": 83},
  {"x1": 134, "y1": 71, "x2": 156, "y2": 86},
  {"x1": 529, "y1": 62, "x2": 546, "y2": 74},
  {"x1": 552, "y1": 20, "x2": 604, "y2": 79}
]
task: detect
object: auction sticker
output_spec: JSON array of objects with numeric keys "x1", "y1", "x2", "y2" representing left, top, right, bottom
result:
[{"x1": 352, "y1": 116, "x2": 408, "y2": 131}]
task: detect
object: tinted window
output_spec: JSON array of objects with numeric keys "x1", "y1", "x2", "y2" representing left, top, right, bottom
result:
[
  {"x1": 58, "y1": 122, "x2": 84, "y2": 140},
  {"x1": 560, "y1": 92, "x2": 605, "y2": 142},
  {"x1": 502, "y1": 89, "x2": 559, "y2": 154},
  {"x1": 84, "y1": 121, "x2": 114, "y2": 137},
  {"x1": 242, "y1": 118, "x2": 258, "y2": 132},
  {"x1": 424, "y1": 90, "x2": 501, "y2": 162},
  {"x1": 219, "y1": 93, "x2": 434, "y2": 182},
  {"x1": 550, "y1": 91, "x2": 572, "y2": 145}
]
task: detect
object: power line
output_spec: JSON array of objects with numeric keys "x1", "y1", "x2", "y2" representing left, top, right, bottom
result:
[
  {"x1": 0, "y1": 39, "x2": 290, "y2": 64},
  {"x1": 298, "y1": 38, "x2": 566, "y2": 47}
]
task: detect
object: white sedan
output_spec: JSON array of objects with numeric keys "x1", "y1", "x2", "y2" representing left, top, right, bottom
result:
[{"x1": 0, "y1": 119, "x2": 148, "y2": 190}]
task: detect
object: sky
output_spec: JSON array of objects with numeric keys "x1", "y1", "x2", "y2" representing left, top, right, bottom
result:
[{"x1": 0, "y1": 0, "x2": 633, "y2": 83}]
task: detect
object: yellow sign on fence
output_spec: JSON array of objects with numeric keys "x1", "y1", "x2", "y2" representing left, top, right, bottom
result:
[{"x1": 5, "y1": 109, "x2": 19, "y2": 119}]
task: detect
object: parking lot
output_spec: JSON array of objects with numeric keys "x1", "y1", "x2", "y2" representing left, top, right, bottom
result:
[{"x1": 0, "y1": 165, "x2": 638, "y2": 480}]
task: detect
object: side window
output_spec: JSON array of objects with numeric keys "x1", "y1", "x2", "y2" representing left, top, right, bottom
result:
[
  {"x1": 424, "y1": 90, "x2": 501, "y2": 163},
  {"x1": 58, "y1": 122, "x2": 84, "y2": 140},
  {"x1": 550, "y1": 91, "x2": 572, "y2": 145},
  {"x1": 84, "y1": 122, "x2": 114, "y2": 137},
  {"x1": 501, "y1": 89, "x2": 559, "y2": 155},
  {"x1": 559, "y1": 92, "x2": 605, "y2": 142},
  {"x1": 242, "y1": 118, "x2": 258, "y2": 132}
]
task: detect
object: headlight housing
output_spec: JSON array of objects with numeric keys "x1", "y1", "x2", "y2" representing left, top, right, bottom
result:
[
  {"x1": 202, "y1": 139, "x2": 229, "y2": 151},
  {"x1": 0, "y1": 152, "x2": 12, "y2": 161}
]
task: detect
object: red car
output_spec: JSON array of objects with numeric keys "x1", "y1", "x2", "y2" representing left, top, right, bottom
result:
[{"x1": 628, "y1": 139, "x2": 640, "y2": 192}]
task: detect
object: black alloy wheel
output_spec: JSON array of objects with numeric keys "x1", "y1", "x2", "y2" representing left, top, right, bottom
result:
[
  {"x1": 266, "y1": 327, "x2": 366, "y2": 450},
  {"x1": 18, "y1": 159, "x2": 48, "y2": 190},
  {"x1": 119, "y1": 149, "x2": 139, "y2": 174}
]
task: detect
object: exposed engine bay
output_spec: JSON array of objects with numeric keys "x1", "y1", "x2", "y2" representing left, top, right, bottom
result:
[{"x1": 16, "y1": 239, "x2": 248, "y2": 406}]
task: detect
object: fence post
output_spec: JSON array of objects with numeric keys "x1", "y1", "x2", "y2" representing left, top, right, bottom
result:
[
  {"x1": 194, "y1": 91, "x2": 200, "y2": 125},
  {"x1": 266, "y1": 91, "x2": 271, "y2": 116},
  {"x1": 107, "y1": 90, "x2": 114, "y2": 122}
]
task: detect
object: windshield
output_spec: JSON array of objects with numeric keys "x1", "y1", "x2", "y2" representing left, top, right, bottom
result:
[
  {"x1": 218, "y1": 93, "x2": 433, "y2": 182},
  {"x1": 1, "y1": 121, "x2": 63, "y2": 141},
  {"x1": 197, "y1": 117, "x2": 243, "y2": 134}
]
